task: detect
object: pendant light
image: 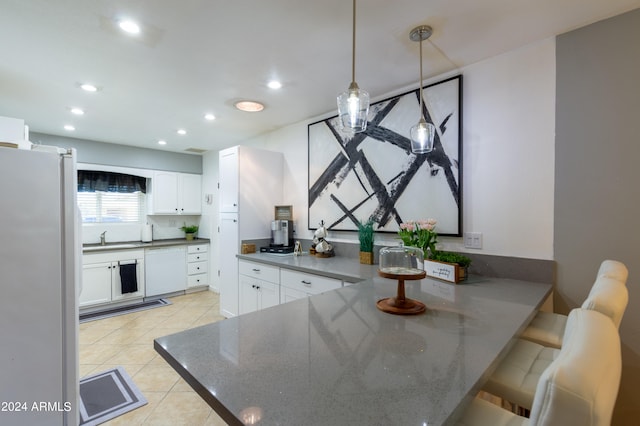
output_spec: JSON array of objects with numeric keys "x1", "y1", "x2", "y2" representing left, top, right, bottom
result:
[
  {"x1": 409, "y1": 25, "x2": 436, "y2": 154},
  {"x1": 337, "y1": 0, "x2": 369, "y2": 133}
]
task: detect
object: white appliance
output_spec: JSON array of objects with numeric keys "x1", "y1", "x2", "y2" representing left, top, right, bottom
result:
[
  {"x1": 0, "y1": 146, "x2": 80, "y2": 426},
  {"x1": 145, "y1": 246, "x2": 186, "y2": 297}
]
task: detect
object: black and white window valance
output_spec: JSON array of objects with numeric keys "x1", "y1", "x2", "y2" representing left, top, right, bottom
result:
[{"x1": 78, "y1": 171, "x2": 147, "y2": 193}]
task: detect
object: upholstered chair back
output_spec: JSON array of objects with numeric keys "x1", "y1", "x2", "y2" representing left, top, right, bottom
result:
[
  {"x1": 528, "y1": 309, "x2": 621, "y2": 426},
  {"x1": 596, "y1": 259, "x2": 629, "y2": 283},
  {"x1": 582, "y1": 276, "x2": 629, "y2": 328}
]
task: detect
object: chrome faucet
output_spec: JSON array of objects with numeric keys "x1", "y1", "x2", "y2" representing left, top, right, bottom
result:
[{"x1": 100, "y1": 231, "x2": 107, "y2": 246}]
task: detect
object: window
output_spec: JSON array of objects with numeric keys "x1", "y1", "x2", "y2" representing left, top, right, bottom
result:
[
  {"x1": 78, "y1": 191, "x2": 145, "y2": 223},
  {"x1": 77, "y1": 171, "x2": 147, "y2": 223}
]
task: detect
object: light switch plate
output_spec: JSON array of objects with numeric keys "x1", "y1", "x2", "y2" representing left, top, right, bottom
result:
[{"x1": 464, "y1": 232, "x2": 482, "y2": 249}]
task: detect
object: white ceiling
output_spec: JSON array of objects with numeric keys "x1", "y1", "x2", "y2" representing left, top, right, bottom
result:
[{"x1": 1, "y1": 0, "x2": 639, "y2": 154}]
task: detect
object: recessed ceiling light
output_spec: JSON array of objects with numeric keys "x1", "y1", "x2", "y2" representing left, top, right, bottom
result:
[
  {"x1": 70, "y1": 107, "x2": 84, "y2": 115},
  {"x1": 177, "y1": 129, "x2": 187, "y2": 135},
  {"x1": 118, "y1": 20, "x2": 141, "y2": 34},
  {"x1": 80, "y1": 83, "x2": 98, "y2": 92},
  {"x1": 204, "y1": 113, "x2": 216, "y2": 121},
  {"x1": 234, "y1": 100, "x2": 265, "y2": 112},
  {"x1": 64, "y1": 125, "x2": 75, "y2": 131},
  {"x1": 158, "y1": 140, "x2": 167, "y2": 145},
  {"x1": 267, "y1": 80, "x2": 282, "y2": 89}
]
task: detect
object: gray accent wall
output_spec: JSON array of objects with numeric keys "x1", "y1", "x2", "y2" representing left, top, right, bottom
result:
[
  {"x1": 30, "y1": 132, "x2": 203, "y2": 173},
  {"x1": 556, "y1": 9, "x2": 640, "y2": 425}
]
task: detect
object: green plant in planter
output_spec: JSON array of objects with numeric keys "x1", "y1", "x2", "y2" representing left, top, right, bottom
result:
[
  {"x1": 180, "y1": 224, "x2": 199, "y2": 234},
  {"x1": 429, "y1": 250, "x2": 472, "y2": 267},
  {"x1": 357, "y1": 219, "x2": 375, "y2": 252}
]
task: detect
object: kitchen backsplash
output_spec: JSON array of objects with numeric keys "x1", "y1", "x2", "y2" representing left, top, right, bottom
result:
[{"x1": 82, "y1": 215, "x2": 201, "y2": 244}]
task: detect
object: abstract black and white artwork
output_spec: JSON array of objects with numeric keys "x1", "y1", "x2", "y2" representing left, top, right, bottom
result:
[{"x1": 308, "y1": 75, "x2": 461, "y2": 235}]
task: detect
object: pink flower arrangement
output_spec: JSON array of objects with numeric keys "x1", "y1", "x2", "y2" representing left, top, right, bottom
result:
[{"x1": 398, "y1": 219, "x2": 438, "y2": 255}]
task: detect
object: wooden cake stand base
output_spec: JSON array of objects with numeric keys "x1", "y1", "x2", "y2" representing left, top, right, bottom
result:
[{"x1": 377, "y1": 269, "x2": 427, "y2": 315}]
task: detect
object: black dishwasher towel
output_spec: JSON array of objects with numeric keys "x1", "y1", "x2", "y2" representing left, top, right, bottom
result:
[{"x1": 119, "y1": 263, "x2": 138, "y2": 294}]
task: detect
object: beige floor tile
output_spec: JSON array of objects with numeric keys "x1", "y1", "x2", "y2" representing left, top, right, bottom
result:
[
  {"x1": 143, "y1": 391, "x2": 212, "y2": 425},
  {"x1": 106, "y1": 344, "x2": 158, "y2": 365},
  {"x1": 79, "y1": 343, "x2": 123, "y2": 365},
  {"x1": 79, "y1": 291, "x2": 226, "y2": 425},
  {"x1": 78, "y1": 325, "x2": 116, "y2": 345},
  {"x1": 97, "y1": 327, "x2": 151, "y2": 345},
  {"x1": 79, "y1": 364, "x2": 102, "y2": 378},
  {"x1": 133, "y1": 363, "x2": 181, "y2": 393},
  {"x1": 103, "y1": 391, "x2": 166, "y2": 425}
]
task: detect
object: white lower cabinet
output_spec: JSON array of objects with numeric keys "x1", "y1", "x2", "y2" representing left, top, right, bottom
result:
[
  {"x1": 238, "y1": 260, "x2": 280, "y2": 315},
  {"x1": 80, "y1": 249, "x2": 145, "y2": 308},
  {"x1": 279, "y1": 269, "x2": 342, "y2": 303},
  {"x1": 187, "y1": 244, "x2": 209, "y2": 288}
]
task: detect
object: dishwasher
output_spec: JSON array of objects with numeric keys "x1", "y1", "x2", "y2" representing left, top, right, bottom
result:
[{"x1": 145, "y1": 246, "x2": 187, "y2": 297}]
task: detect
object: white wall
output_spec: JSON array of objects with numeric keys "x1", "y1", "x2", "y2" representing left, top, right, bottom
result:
[{"x1": 204, "y1": 38, "x2": 556, "y2": 288}]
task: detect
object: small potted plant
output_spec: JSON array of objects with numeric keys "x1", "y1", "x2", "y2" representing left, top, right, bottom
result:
[
  {"x1": 427, "y1": 250, "x2": 472, "y2": 283},
  {"x1": 180, "y1": 223, "x2": 199, "y2": 240},
  {"x1": 357, "y1": 219, "x2": 375, "y2": 264}
]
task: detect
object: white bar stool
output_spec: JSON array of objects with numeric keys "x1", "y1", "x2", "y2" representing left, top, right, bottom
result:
[
  {"x1": 457, "y1": 309, "x2": 621, "y2": 426},
  {"x1": 520, "y1": 260, "x2": 628, "y2": 348}
]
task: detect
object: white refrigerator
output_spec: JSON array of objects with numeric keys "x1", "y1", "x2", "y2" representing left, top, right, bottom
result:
[{"x1": 0, "y1": 146, "x2": 80, "y2": 426}]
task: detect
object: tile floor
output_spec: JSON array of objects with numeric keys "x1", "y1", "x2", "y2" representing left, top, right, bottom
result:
[{"x1": 79, "y1": 290, "x2": 229, "y2": 425}]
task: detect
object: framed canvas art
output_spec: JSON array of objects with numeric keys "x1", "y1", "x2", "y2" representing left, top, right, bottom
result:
[{"x1": 308, "y1": 75, "x2": 462, "y2": 235}]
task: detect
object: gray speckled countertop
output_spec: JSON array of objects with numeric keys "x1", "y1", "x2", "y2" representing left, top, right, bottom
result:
[
  {"x1": 237, "y1": 252, "x2": 378, "y2": 282},
  {"x1": 155, "y1": 271, "x2": 552, "y2": 426},
  {"x1": 82, "y1": 237, "x2": 210, "y2": 253}
]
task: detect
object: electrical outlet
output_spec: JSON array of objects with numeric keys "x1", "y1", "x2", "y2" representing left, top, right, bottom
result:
[{"x1": 464, "y1": 232, "x2": 482, "y2": 249}]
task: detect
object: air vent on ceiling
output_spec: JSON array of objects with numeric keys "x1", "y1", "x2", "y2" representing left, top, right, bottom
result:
[{"x1": 185, "y1": 148, "x2": 207, "y2": 154}]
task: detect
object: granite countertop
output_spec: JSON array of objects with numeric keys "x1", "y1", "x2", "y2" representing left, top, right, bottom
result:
[
  {"x1": 83, "y1": 238, "x2": 210, "y2": 253},
  {"x1": 155, "y1": 273, "x2": 552, "y2": 426},
  {"x1": 237, "y1": 252, "x2": 379, "y2": 282}
]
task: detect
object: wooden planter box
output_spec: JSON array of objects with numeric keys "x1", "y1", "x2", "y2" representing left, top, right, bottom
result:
[
  {"x1": 359, "y1": 251, "x2": 374, "y2": 265},
  {"x1": 424, "y1": 259, "x2": 468, "y2": 283}
]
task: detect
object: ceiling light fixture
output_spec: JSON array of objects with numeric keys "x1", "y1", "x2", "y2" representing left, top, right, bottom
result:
[
  {"x1": 64, "y1": 125, "x2": 75, "y2": 131},
  {"x1": 157, "y1": 140, "x2": 167, "y2": 145},
  {"x1": 118, "y1": 20, "x2": 141, "y2": 34},
  {"x1": 177, "y1": 129, "x2": 187, "y2": 135},
  {"x1": 337, "y1": 0, "x2": 369, "y2": 133},
  {"x1": 234, "y1": 100, "x2": 264, "y2": 112},
  {"x1": 70, "y1": 107, "x2": 84, "y2": 115},
  {"x1": 267, "y1": 80, "x2": 282, "y2": 90},
  {"x1": 409, "y1": 25, "x2": 436, "y2": 154},
  {"x1": 80, "y1": 83, "x2": 98, "y2": 92},
  {"x1": 204, "y1": 113, "x2": 216, "y2": 121}
]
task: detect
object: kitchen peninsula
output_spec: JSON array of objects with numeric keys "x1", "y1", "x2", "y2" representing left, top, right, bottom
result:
[{"x1": 155, "y1": 254, "x2": 552, "y2": 426}]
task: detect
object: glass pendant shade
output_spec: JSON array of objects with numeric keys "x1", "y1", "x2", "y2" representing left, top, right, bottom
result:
[
  {"x1": 337, "y1": 82, "x2": 369, "y2": 132},
  {"x1": 410, "y1": 118, "x2": 435, "y2": 153}
]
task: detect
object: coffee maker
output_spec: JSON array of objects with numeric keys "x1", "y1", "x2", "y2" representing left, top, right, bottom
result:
[{"x1": 271, "y1": 219, "x2": 293, "y2": 247}]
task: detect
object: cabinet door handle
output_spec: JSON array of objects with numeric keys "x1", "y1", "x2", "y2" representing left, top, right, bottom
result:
[{"x1": 301, "y1": 280, "x2": 312, "y2": 286}]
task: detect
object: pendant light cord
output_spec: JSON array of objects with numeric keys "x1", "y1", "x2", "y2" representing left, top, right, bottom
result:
[
  {"x1": 351, "y1": 0, "x2": 356, "y2": 84},
  {"x1": 418, "y1": 31, "x2": 424, "y2": 116}
]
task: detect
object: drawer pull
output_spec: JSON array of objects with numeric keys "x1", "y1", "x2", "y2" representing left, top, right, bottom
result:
[
  {"x1": 252, "y1": 268, "x2": 261, "y2": 272},
  {"x1": 301, "y1": 280, "x2": 312, "y2": 286}
]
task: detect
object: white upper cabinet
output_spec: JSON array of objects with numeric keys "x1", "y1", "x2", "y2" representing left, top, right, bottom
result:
[{"x1": 149, "y1": 171, "x2": 202, "y2": 215}]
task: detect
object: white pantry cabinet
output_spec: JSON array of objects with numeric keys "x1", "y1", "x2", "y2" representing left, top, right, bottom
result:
[
  {"x1": 80, "y1": 249, "x2": 145, "y2": 308},
  {"x1": 218, "y1": 146, "x2": 283, "y2": 318},
  {"x1": 238, "y1": 260, "x2": 280, "y2": 314},
  {"x1": 149, "y1": 171, "x2": 202, "y2": 215}
]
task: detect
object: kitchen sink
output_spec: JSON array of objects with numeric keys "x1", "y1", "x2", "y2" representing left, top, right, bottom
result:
[{"x1": 83, "y1": 243, "x2": 140, "y2": 252}]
